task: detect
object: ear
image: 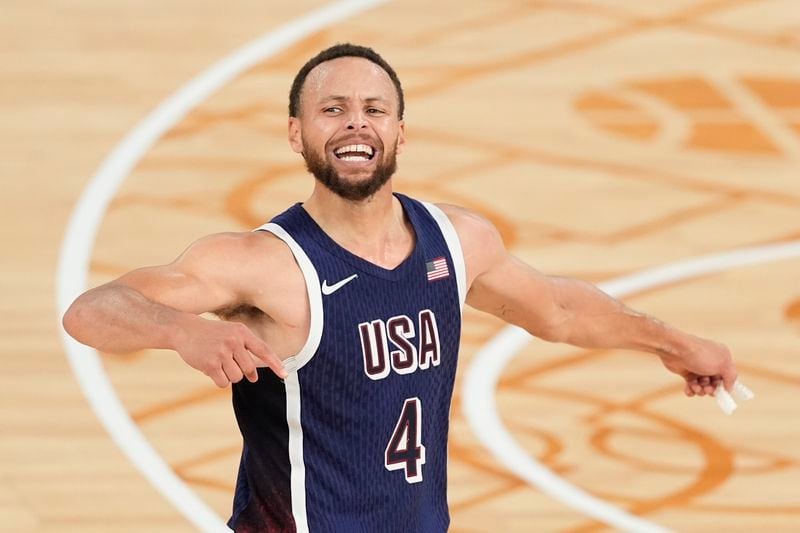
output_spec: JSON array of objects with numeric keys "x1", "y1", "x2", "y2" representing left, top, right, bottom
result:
[
  {"x1": 395, "y1": 121, "x2": 406, "y2": 155},
  {"x1": 288, "y1": 117, "x2": 303, "y2": 154}
]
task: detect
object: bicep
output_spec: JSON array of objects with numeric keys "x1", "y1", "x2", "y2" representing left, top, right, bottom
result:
[
  {"x1": 438, "y1": 203, "x2": 564, "y2": 338},
  {"x1": 466, "y1": 253, "x2": 564, "y2": 338},
  {"x1": 111, "y1": 234, "x2": 243, "y2": 314}
]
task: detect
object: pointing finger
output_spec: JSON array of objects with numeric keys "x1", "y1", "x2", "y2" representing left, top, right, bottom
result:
[{"x1": 244, "y1": 333, "x2": 287, "y2": 379}]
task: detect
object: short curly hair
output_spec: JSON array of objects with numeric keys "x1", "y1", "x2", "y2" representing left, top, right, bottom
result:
[{"x1": 288, "y1": 43, "x2": 404, "y2": 119}]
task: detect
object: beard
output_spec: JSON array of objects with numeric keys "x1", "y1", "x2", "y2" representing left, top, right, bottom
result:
[{"x1": 302, "y1": 138, "x2": 397, "y2": 202}]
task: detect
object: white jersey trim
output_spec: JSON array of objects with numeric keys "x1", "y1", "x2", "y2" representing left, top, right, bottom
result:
[
  {"x1": 420, "y1": 202, "x2": 467, "y2": 311},
  {"x1": 284, "y1": 372, "x2": 309, "y2": 533},
  {"x1": 254, "y1": 221, "x2": 321, "y2": 533},
  {"x1": 255, "y1": 222, "x2": 324, "y2": 371}
]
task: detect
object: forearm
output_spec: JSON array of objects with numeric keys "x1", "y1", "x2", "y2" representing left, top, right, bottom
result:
[
  {"x1": 542, "y1": 278, "x2": 691, "y2": 357},
  {"x1": 62, "y1": 283, "x2": 198, "y2": 353}
]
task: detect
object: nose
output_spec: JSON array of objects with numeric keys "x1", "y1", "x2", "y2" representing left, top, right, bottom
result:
[{"x1": 345, "y1": 109, "x2": 368, "y2": 130}]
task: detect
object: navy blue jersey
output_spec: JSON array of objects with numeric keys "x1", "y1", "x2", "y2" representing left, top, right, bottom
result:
[{"x1": 228, "y1": 194, "x2": 466, "y2": 533}]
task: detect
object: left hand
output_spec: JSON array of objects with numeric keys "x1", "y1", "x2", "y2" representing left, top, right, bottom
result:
[{"x1": 658, "y1": 337, "x2": 737, "y2": 397}]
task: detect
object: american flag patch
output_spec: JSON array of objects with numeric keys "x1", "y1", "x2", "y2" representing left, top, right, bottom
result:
[{"x1": 426, "y1": 257, "x2": 449, "y2": 281}]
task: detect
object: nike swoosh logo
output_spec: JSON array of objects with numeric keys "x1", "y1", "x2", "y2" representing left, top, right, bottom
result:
[{"x1": 321, "y1": 274, "x2": 359, "y2": 295}]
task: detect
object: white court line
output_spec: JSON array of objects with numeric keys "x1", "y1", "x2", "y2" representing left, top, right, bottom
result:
[
  {"x1": 463, "y1": 240, "x2": 800, "y2": 533},
  {"x1": 55, "y1": 1, "x2": 388, "y2": 531}
]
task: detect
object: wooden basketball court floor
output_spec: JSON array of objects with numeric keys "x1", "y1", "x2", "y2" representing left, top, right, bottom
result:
[{"x1": 3, "y1": 0, "x2": 800, "y2": 531}]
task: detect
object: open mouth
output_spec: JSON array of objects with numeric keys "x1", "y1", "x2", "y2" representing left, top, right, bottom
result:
[{"x1": 333, "y1": 143, "x2": 376, "y2": 162}]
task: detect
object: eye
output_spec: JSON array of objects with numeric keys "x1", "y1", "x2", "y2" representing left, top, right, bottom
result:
[
  {"x1": 324, "y1": 106, "x2": 342, "y2": 113},
  {"x1": 366, "y1": 107, "x2": 385, "y2": 115}
]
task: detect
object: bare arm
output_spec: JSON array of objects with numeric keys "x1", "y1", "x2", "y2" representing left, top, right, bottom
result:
[
  {"x1": 62, "y1": 232, "x2": 288, "y2": 386},
  {"x1": 441, "y1": 204, "x2": 737, "y2": 396}
]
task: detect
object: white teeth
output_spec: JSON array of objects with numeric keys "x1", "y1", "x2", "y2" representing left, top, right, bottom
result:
[
  {"x1": 335, "y1": 144, "x2": 374, "y2": 156},
  {"x1": 341, "y1": 155, "x2": 369, "y2": 161}
]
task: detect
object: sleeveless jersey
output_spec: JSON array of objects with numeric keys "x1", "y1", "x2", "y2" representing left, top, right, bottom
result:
[{"x1": 228, "y1": 193, "x2": 466, "y2": 533}]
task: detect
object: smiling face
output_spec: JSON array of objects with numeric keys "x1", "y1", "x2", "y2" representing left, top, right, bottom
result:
[{"x1": 288, "y1": 56, "x2": 406, "y2": 201}]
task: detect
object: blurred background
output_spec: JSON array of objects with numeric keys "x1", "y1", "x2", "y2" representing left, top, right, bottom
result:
[{"x1": 3, "y1": 0, "x2": 799, "y2": 531}]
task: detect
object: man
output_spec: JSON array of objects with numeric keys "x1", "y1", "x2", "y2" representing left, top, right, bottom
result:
[{"x1": 63, "y1": 43, "x2": 736, "y2": 532}]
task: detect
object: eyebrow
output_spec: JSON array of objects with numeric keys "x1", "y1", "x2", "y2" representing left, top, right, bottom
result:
[{"x1": 320, "y1": 95, "x2": 389, "y2": 104}]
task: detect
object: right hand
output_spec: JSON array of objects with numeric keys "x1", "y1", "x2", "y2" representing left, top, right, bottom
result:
[
  {"x1": 174, "y1": 317, "x2": 287, "y2": 387},
  {"x1": 658, "y1": 336, "x2": 737, "y2": 397}
]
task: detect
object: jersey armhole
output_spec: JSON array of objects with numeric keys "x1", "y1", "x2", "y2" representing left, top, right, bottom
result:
[
  {"x1": 254, "y1": 222, "x2": 323, "y2": 372},
  {"x1": 419, "y1": 202, "x2": 467, "y2": 311}
]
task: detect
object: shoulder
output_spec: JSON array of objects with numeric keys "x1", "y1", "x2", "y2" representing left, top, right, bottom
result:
[
  {"x1": 435, "y1": 203, "x2": 503, "y2": 250},
  {"x1": 176, "y1": 230, "x2": 303, "y2": 292},
  {"x1": 436, "y1": 201, "x2": 494, "y2": 226},
  {"x1": 434, "y1": 203, "x2": 506, "y2": 286},
  {"x1": 180, "y1": 230, "x2": 295, "y2": 267}
]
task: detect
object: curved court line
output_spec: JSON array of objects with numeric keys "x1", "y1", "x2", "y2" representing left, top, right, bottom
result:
[
  {"x1": 55, "y1": 1, "x2": 388, "y2": 531},
  {"x1": 464, "y1": 240, "x2": 800, "y2": 532}
]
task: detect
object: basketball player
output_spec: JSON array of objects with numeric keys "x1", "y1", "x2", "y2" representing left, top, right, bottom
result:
[{"x1": 62, "y1": 44, "x2": 737, "y2": 532}]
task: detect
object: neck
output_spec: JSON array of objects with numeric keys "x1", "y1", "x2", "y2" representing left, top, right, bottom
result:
[{"x1": 302, "y1": 182, "x2": 414, "y2": 269}]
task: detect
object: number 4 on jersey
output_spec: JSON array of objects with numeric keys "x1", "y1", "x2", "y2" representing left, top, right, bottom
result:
[{"x1": 385, "y1": 397, "x2": 426, "y2": 483}]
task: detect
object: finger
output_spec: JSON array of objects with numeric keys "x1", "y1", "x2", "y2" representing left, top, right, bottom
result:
[
  {"x1": 721, "y1": 365, "x2": 738, "y2": 393},
  {"x1": 233, "y1": 348, "x2": 259, "y2": 383},
  {"x1": 694, "y1": 376, "x2": 710, "y2": 395},
  {"x1": 691, "y1": 381, "x2": 703, "y2": 394},
  {"x1": 208, "y1": 368, "x2": 230, "y2": 388},
  {"x1": 244, "y1": 333, "x2": 287, "y2": 379},
  {"x1": 703, "y1": 383, "x2": 716, "y2": 395},
  {"x1": 685, "y1": 382, "x2": 695, "y2": 396},
  {"x1": 222, "y1": 358, "x2": 245, "y2": 384}
]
